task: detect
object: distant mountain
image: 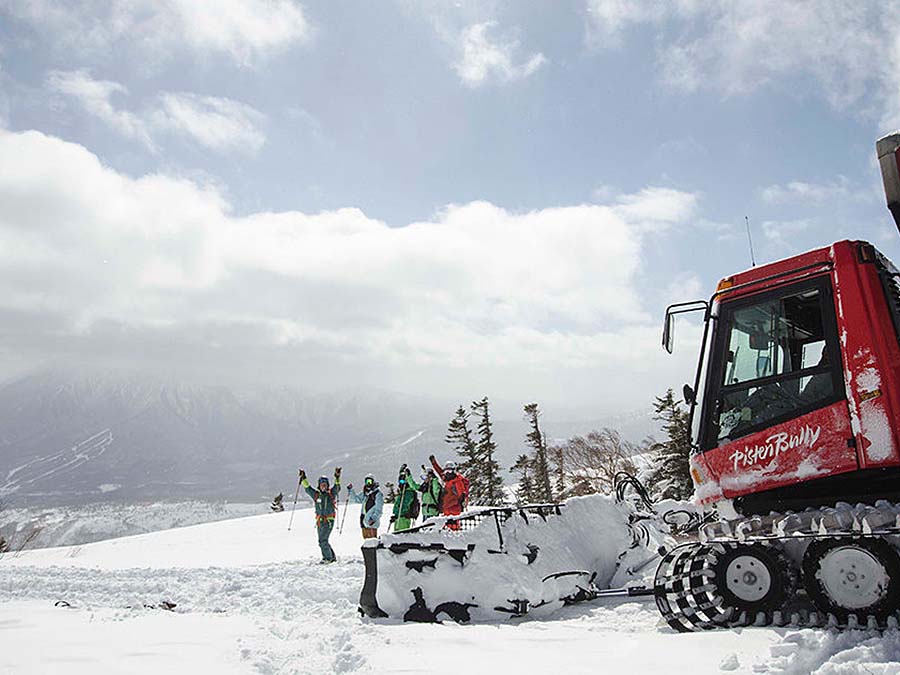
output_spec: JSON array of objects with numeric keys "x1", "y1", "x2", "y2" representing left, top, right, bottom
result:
[{"x1": 0, "y1": 368, "x2": 658, "y2": 507}]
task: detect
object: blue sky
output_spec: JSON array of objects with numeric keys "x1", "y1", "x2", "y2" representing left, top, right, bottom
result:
[{"x1": 0, "y1": 1, "x2": 898, "y2": 414}]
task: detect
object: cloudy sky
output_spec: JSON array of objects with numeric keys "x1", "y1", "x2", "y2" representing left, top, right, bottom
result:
[{"x1": 1, "y1": 1, "x2": 899, "y2": 414}]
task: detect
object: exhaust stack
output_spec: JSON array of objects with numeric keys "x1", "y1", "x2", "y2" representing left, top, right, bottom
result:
[{"x1": 877, "y1": 133, "x2": 900, "y2": 230}]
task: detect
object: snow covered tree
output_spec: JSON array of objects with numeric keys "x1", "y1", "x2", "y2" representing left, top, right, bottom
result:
[
  {"x1": 471, "y1": 397, "x2": 506, "y2": 506},
  {"x1": 270, "y1": 492, "x2": 285, "y2": 512},
  {"x1": 510, "y1": 453, "x2": 536, "y2": 504},
  {"x1": 645, "y1": 389, "x2": 694, "y2": 500},
  {"x1": 524, "y1": 403, "x2": 553, "y2": 502}
]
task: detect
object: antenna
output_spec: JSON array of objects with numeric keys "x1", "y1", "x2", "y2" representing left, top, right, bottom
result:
[{"x1": 745, "y1": 215, "x2": 756, "y2": 267}]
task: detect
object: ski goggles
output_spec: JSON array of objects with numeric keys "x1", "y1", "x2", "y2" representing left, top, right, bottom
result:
[{"x1": 364, "y1": 477, "x2": 375, "y2": 486}]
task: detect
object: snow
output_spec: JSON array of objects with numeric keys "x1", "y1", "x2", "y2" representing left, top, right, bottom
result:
[
  {"x1": 2, "y1": 504, "x2": 900, "y2": 673},
  {"x1": 0, "y1": 499, "x2": 269, "y2": 550},
  {"x1": 371, "y1": 495, "x2": 663, "y2": 621},
  {"x1": 863, "y1": 403, "x2": 894, "y2": 463}
]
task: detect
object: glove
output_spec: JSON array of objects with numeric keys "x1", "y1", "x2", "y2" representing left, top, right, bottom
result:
[
  {"x1": 346, "y1": 483, "x2": 353, "y2": 491},
  {"x1": 334, "y1": 466, "x2": 342, "y2": 478},
  {"x1": 390, "y1": 515, "x2": 396, "y2": 524},
  {"x1": 428, "y1": 454, "x2": 435, "y2": 462},
  {"x1": 298, "y1": 468, "x2": 306, "y2": 480},
  {"x1": 403, "y1": 466, "x2": 411, "y2": 478}
]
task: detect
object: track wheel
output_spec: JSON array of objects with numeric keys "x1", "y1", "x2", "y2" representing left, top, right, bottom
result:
[
  {"x1": 802, "y1": 538, "x2": 900, "y2": 621},
  {"x1": 714, "y1": 544, "x2": 788, "y2": 615}
]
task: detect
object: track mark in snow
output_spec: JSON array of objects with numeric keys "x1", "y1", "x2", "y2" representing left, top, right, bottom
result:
[
  {"x1": 1, "y1": 556, "x2": 375, "y2": 672},
  {"x1": 0, "y1": 558, "x2": 364, "y2": 618}
]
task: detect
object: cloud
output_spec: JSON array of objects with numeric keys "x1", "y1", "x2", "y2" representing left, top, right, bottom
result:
[
  {"x1": 0, "y1": 60, "x2": 9, "y2": 129},
  {"x1": 0, "y1": 129, "x2": 699, "y2": 407},
  {"x1": 584, "y1": 0, "x2": 667, "y2": 46},
  {"x1": 3, "y1": 0, "x2": 311, "y2": 66},
  {"x1": 47, "y1": 70, "x2": 266, "y2": 154},
  {"x1": 453, "y1": 22, "x2": 547, "y2": 87},
  {"x1": 157, "y1": 93, "x2": 266, "y2": 153},
  {"x1": 613, "y1": 187, "x2": 698, "y2": 230},
  {"x1": 760, "y1": 178, "x2": 851, "y2": 205},
  {"x1": 584, "y1": 2, "x2": 900, "y2": 126},
  {"x1": 761, "y1": 218, "x2": 813, "y2": 248},
  {"x1": 46, "y1": 70, "x2": 154, "y2": 149}
]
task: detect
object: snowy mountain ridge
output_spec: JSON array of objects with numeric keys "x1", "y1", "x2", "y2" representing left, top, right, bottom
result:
[{"x1": 0, "y1": 367, "x2": 659, "y2": 507}]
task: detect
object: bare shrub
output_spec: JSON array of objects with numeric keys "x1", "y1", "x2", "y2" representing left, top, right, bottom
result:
[{"x1": 555, "y1": 428, "x2": 639, "y2": 497}]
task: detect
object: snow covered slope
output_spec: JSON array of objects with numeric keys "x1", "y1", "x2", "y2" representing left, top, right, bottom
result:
[
  {"x1": 0, "y1": 499, "x2": 268, "y2": 549},
  {"x1": 2, "y1": 506, "x2": 899, "y2": 674}
]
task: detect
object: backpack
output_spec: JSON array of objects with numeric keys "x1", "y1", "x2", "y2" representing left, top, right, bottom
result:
[{"x1": 409, "y1": 491, "x2": 421, "y2": 519}]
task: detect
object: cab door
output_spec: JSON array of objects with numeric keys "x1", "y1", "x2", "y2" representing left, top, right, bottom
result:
[{"x1": 697, "y1": 277, "x2": 857, "y2": 499}]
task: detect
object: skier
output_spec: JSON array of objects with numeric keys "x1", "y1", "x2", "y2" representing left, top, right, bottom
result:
[
  {"x1": 407, "y1": 467, "x2": 442, "y2": 520},
  {"x1": 347, "y1": 474, "x2": 384, "y2": 538},
  {"x1": 429, "y1": 455, "x2": 469, "y2": 528},
  {"x1": 390, "y1": 465, "x2": 420, "y2": 531},
  {"x1": 299, "y1": 467, "x2": 341, "y2": 563}
]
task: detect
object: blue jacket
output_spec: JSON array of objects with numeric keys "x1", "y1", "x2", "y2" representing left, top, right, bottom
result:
[
  {"x1": 302, "y1": 477, "x2": 340, "y2": 524},
  {"x1": 349, "y1": 486, "x2": 383, "y2": 528}
]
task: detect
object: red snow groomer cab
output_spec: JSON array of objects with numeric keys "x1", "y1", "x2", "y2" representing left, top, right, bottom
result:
[
  {"x1": 680, "y1": 240, "x2": 900, "y2": 514},
  {"x1": 654, "y1": 133, "x2": 900, "y2": 631}
]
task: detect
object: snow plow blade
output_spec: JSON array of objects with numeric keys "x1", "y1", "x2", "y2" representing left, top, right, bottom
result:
[{"x1": 358, "y1": 494, "x2": 667, "y2": 622}]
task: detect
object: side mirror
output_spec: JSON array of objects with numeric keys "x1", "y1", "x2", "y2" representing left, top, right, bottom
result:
[
  {"x1": 683, "y1": 383, "x2": 695, "y2": 406},
  {"x1": 661, "y1": 300, "x2": 709, "y2": 354},
  {"x1": 663, "y1": 313, "x2": 676, "y2": 354}
]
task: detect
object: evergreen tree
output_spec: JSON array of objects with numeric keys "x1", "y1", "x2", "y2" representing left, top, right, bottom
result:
[
  {"x1": 524, "y1": 403, "x2": 553, "y2": 502},
  {"x1": 551, "y1": 445, "x2": 566, "y2": 499},
  {"x1": 446, "y1": 405, "x2": 479, "y2": 487},
  {"x1": 471, "y1": 397, "x2": 506, "y2": 505},
  {"x1": 270, "y1": 492, "x2": 285, "y2": 512},
  {"x1": 645, "y1": 389, "x2": 694, "y2": 500},
  {"x1": 510, "y1": 453, "x2": 536, "y2": 504}
]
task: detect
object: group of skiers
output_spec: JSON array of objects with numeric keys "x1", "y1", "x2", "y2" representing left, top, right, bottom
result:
[{"x1": 296, "y1": 455, "x2": 470, "y2": 563}]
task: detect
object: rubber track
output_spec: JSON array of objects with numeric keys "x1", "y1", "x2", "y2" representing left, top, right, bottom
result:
[{"x1": 653, "y1": 504, "x2": 900, "y2": 632}]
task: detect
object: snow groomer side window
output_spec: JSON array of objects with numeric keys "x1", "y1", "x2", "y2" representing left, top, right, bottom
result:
[{"x1": 704, "y1": 279, "x2": 843, "y2": 447}]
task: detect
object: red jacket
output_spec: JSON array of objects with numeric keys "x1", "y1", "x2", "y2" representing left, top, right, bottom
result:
[{"x1": 430, "y1": 457, "x2": 469, "y2": 515}]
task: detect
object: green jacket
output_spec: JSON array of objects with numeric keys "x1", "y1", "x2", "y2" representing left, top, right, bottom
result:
[
  {"x1": 408, "y1": 474, "x2": 441, "y2": 508},
  {"x1": 392, "y1": 482, "x2": 418, "y2": 519},
  {"x1": 303, "y1": 477, "x2": 340, "y2": 523}
]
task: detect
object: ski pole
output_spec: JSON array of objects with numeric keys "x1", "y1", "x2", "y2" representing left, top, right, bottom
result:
[
  {"x1": 288, "y1": 471, "x2": 303, "y2": 532},
  {"x1": 339, "y1": 489, "x2": 351, "y2": 535}
]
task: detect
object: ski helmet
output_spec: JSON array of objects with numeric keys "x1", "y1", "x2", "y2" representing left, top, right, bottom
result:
[
  {"x1": 317, "y1": 476, "x2": 329, "y2": 487},
  {"x1": 363, "y1": 474, "x2": 377, "y2": 492},
  {"x1": 444, "y1": 461, "x2": 457, "y2": 471}
]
